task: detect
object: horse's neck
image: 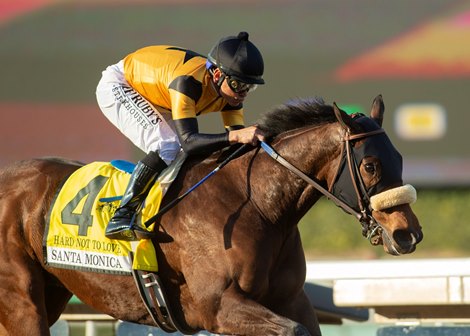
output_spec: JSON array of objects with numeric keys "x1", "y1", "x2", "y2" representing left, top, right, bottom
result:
[{"x1": 250, "y1": 124, "x2": 342, "y2": 228}]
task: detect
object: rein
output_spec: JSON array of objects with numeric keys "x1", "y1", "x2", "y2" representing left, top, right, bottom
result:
[
  {"x1": 260, "y1": 142, "x2": 361, "y2": 220},
  {"x1": 144, "y1": 144, "x2": 249, "y2": 227},
  {"x1": 260, "y1": 128, "x2": 395, "y2": 249}
]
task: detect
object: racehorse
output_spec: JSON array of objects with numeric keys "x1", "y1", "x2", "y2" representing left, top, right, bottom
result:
[{"x1": 0, "y1": 95, "x2": 422, "y2": 336}]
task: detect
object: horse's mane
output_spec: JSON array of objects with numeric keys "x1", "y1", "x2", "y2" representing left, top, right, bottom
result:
[
  {"x1": 194, "y1": 97, "x2": 338, "y2": 165},
  {"x1": 257, "y1": 97, "x2": 337, "y2": 140}
]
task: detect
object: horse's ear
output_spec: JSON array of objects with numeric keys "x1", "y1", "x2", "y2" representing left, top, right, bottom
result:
[
  {"x1": 370, "y1": 94, "x2": 384, "y2": 127},
  {"x1": 333, "y1": 102, "x2": 354, "y2": 131}
]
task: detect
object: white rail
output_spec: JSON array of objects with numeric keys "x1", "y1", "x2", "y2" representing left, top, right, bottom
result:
[
  {"x1": 306, "y1": 258, "x2": 470, "y2": 322},
  {"x1": 306, "y1": 258, "x2": 470, "y2": 281}
]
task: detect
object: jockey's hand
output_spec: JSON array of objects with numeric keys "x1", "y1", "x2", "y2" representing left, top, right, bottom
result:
[{"x1": 228, "y1": 125, "x2": 265, "y2": 146}]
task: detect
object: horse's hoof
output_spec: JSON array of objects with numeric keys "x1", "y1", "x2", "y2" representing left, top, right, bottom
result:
[{"x1": 294, "y1": 324, "x2": 312, "y2": 336}]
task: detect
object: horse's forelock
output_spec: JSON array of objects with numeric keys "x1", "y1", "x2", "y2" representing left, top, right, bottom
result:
[{"x1": 257, "y1": 97, "x2": 337, "y2": 139}]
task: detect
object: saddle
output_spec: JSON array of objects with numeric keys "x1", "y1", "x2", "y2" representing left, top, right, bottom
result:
[{"x1": 44, "y1": 152, "x2": 192, "y2": 333}]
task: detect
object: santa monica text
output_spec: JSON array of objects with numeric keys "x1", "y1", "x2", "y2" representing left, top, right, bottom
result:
[{"x1": 50, "y1": 249, "x2": 124, "y2": 269}]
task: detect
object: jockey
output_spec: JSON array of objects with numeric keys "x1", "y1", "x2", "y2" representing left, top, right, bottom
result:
[{"x1": 96, "y1": 31, "x2": 266, "y2": 241}]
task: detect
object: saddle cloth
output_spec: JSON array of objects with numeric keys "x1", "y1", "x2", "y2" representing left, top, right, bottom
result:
[{"x1": 43, "y1": 152, "x2": 186, "y2": 275}]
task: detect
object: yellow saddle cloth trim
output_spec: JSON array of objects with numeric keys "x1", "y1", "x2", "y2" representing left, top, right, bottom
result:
[
  {"x1": 45, "y1": 161, "x2": 163, "y2": 274},
  {"x1": 131, "y1": 237, "x2": 158, "y2": 272}
]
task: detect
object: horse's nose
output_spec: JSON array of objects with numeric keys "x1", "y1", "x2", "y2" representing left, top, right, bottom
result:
[{"x1": 393, "y1": 229, "x2": 420, "y2": 254}]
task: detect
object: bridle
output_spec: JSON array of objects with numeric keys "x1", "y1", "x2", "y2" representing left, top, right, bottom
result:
[
  {"x1": 260, "y1": 126, "x2": 398, "y2": 250},
  {"x1": 340, "y1": 129, "x2": 389, "y2": 245}
]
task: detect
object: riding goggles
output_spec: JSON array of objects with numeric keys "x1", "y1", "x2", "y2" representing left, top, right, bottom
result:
[{"x1": 227, "y1": 76, "x2": 258, "y2": 93}]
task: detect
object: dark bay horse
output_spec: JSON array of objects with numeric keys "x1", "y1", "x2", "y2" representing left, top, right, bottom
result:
[{"x1": 0, "y1": 95, "x2": 422, "y2": 336}]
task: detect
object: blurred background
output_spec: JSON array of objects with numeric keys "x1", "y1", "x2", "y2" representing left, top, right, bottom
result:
[{"x1": 1, "y1": 0, "x2": 470, "y2": 259}]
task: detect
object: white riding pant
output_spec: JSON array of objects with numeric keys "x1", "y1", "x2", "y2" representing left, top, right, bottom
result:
[{"x1": 96, "y1": 60, "x2": 181, "y2": 165}]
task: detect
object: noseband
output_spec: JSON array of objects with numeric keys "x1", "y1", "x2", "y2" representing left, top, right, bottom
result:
[{"x1": 261, "y1": 126, "x2": 411, "y2": 249}]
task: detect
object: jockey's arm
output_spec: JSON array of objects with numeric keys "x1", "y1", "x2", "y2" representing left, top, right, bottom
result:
[
  {"x1": 174, "y1": 118, "x2": 266, "y2": 155},
  {"x1": 170, "y1": 87, "x2": 264, "y2": 155},
  {"x1": 174, "y1": 117, "x2": 234, "y2": 155}
]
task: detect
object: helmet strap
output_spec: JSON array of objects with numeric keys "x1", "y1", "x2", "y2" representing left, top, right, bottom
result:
[
  {"x1": 210, "y1": 67, "x2": 225, "y2": 96},
  {"x1": 217, "y1": 72, "x2": 226, "y2": 88}
]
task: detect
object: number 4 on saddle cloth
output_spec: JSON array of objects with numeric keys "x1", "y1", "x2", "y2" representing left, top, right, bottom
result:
[{"x1": 43, "y1": 153, "x2": 186, "y2": 275}]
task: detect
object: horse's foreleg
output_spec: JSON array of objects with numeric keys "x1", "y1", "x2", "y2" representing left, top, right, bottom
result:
[
  {"x1": 273, "y1": 290, "x2": 322, "y2": 336},
  {"x1": 208, "y1": 285, "x2": 318, "y2": 336}
]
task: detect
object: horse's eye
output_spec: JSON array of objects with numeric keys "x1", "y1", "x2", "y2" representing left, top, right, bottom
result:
[{"x1": 364, "y1": 163, "x2": 375, "y2": 174}]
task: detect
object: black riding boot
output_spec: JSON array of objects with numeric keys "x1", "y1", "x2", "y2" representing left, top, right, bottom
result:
[{"x1": 105, "y1": 152, "x2": 167, "y2": 241}]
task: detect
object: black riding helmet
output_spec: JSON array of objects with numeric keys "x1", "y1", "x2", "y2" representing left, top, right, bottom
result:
[{"x1": 207, "y1": 31, "x2": 265, "y2": 85}]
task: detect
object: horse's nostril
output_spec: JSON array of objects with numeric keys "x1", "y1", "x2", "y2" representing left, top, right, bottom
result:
[
  {"x1": 415, "y1": 230, "x2": 424, "y2": 244},
  {"x1": 393, "y1": 230, "x2": 415, "y2": 246}
]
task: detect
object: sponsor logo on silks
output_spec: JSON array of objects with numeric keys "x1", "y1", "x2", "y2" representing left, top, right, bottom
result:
[{"x1": 112, "y1": 85, "x2": 162, "y2": 129}]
